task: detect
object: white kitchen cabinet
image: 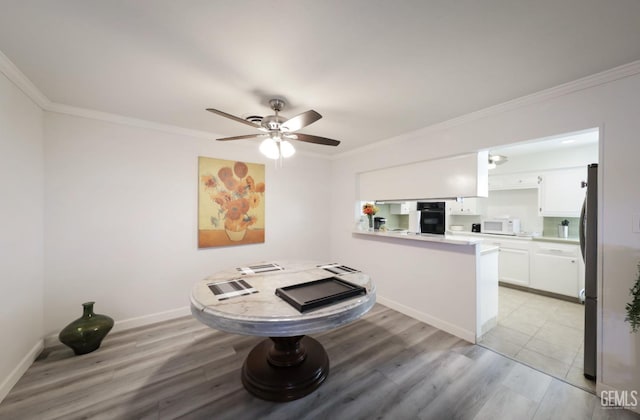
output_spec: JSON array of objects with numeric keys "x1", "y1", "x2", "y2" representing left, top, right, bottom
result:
[
  {"x1": 530, "y1": 243, "x2": 582, "y2": 298},
  {"x1": 538, "y1": 167, "x2": 586, "y2": 217},
  {"x1": 359, "y1": 151, "x2": 488, "y2": 200},
  {"x1": 448, "y1": 197, "x2": 487, "y2": 215},
  {"x1": 390, "y1": 202, "x2": 414, "y2": 215},
  {"x1": 487, "y1": 238, "x2": 531, "y2": 286},
  {"x1": 489, "y1": 172, "x2": 540, "y2": 191}
]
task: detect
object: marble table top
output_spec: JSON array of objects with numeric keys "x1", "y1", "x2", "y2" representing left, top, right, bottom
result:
[{"x1": 191, "y1": 260, "x2": 376, "y2": 337}]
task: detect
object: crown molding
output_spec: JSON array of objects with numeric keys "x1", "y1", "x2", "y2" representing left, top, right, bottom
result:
[
  {"x1": 333, "y1": 59, "x2": 640, "y2": 160},
  {"x1": 0, "y1": 49, "x2": 50, "y2": 109},
  {"x1": 47, "y1": 102, "x2": 219, "y2": 140}
]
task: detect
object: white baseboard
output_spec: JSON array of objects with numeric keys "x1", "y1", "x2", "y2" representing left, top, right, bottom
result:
[
  {"x1": 0, "y1": 340, "x2": 44, "y2": 404},
  {"x1": 376, "y1": 296, "x2": 476, "y2": 343},
  {"x1": 44, "y1": 306, "x2": 191, "y2": 348}
]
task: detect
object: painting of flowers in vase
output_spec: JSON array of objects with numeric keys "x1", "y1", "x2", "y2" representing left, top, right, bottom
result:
[{"x1": 198, "y1": 157, "x2": 265, "y2": 248}]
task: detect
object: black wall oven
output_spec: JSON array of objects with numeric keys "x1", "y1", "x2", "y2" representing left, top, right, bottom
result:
[{"x1": 417, "y1": 202, "x2": 446, "y2": 235}]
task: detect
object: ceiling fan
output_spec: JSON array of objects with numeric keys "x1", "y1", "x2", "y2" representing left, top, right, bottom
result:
[{"x1": 206, "y1": 99, "x2": 340, "y2": 159}]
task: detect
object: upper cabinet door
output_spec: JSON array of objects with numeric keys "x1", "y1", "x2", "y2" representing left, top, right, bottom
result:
[
  {"x1": 448, "y1": 197, "x2": 487, "y2": 215},
  {"x1": 488, "y1": 172, "x2": 540, "y2": 190},
  {"x1": 390, "y1": 202, "x2": 414, "y2": 214},
  {"x1": 538, "y1": 167, "x2": 587, "y2": 217}
]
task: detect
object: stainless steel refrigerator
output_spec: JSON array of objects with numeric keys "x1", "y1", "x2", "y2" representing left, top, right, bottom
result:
[{"x1": 580, "y1": 163, "x2": 598, "y2": 380}]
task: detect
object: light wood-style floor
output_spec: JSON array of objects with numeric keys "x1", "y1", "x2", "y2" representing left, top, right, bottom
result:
[{"x1": 1, "y1": 304, "x2": 637, "y2": 420}]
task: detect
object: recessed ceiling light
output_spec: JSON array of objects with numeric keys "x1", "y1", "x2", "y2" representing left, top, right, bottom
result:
[{"x1": 561, "y1": 139, "x2": 576, "y2": 144}]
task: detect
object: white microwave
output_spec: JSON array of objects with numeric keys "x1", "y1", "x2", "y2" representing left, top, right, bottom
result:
[{"x1": 482, "y1": 219, "x2": 521, "y2": 235}]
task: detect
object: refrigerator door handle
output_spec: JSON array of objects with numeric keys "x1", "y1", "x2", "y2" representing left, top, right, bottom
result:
[{"x1": 579, "y1": 197, "x2": 586, "y2": 261}]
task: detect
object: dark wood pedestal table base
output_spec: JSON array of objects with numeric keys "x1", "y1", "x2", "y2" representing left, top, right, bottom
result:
[
  {"x1": 190, "y1": 261, "x2": 376, "y2": 402},
  {"x1": 242, "y1": 336, "x2": 329, "y2": 401}
]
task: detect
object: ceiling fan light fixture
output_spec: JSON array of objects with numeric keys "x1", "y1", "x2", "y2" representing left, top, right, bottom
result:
[
  {"x1": 259, "y1": 138, "x2": 280, "y2": 159},
  {"x1": 280, "y1": 140, "x2": 295, "y2": 158},
  {"x1": 208, "y1": 98, "x2": 339, "y2": 165}
]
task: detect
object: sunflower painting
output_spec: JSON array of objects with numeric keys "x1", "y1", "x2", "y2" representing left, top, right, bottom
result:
[{"x1": 198, "y1": 157, "x2": 265, "y2": 248}]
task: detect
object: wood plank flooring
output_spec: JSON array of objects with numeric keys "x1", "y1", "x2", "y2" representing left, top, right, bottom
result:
[{"x1": 1, "y1": 304, "x2": 637, "y2": 420}]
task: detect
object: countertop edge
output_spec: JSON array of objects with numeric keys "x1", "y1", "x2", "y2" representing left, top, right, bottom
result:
[
  {"x1": 352, "y1": 230, "x2": 481, "y2": 246},
  {"x1": 531, "y1": 236, "x2": 580, "y2": 245},
  {"x1": 447, "y1": 231, "x2": 580, "y2": 245},
  {"x1": 480, "y1": 245, "x2": 500, "y2": 255}
]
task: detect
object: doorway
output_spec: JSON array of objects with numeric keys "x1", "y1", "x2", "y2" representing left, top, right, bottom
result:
[{"x1": 471, "y1": 128, "x2": 599, "y2": 393}]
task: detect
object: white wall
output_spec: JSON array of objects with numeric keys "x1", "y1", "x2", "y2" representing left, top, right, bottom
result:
[
  {"x1": 0, "y1": 72, "x2": 44, "y2": 399},
  {"x1": 486, "y1": 189, "x2": 541, "y2": 234},
  {"x1": 43, "y1": 112, "x2": 332, "y2": 336},
  {"x1": 330, "y1": 70, "x2": 640, "y2": 404}
]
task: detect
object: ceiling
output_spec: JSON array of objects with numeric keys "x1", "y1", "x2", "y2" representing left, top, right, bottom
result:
[{"x1": 1, "y1": 1, "x2": 640, "y2": 155}]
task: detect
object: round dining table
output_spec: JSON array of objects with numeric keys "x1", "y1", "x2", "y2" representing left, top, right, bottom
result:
[{"x1": 190, "y1": 260, "x2": 376, "y2": 402}]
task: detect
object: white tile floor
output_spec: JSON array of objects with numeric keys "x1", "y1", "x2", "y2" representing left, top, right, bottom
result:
[{"x1": 479, "y1": 286, "x2": 595, "y2": 393}]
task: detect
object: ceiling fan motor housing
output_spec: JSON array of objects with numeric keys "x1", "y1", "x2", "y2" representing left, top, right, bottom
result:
[{"x1": 261, "y1": 115, "x2": 286, "y2": 131}]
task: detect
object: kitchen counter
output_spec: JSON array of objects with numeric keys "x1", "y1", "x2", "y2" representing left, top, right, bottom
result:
[
  {"x1": 532, "y1": 236, "x2": 580, "y2": 245},
  {"x1": 353, "y1": 229, "x2": 483, "y2": 246},
  {"x1": 446, "y1": 230, "x2": 579, "y2": 245},
  {"x1": 352, "y1": 229, "x2": 498, "y2": 343}
]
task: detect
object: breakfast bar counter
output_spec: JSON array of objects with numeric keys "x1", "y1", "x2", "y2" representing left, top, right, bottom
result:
[
  {"x1": 352, "y1": 229, "x2": 483, "y2": 246},
  {"x1": 352, "y1": 229, "x2": 499, "y2": 343}
]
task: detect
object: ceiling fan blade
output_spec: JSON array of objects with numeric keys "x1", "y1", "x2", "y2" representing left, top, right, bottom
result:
[
  {"x1": 206, "y1": 108, "x2": 262, "y2": 129},
  {"x1": 216, "y1": 134, "x2": 266, "y2": 141},
  {"x1": 281, "y1": 110, "x2": 322, "y2": 132},
  {"x1": 285, "y1": 133, "x2": 340, "y2": 146}
]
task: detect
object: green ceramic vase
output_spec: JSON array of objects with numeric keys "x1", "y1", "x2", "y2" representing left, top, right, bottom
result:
[{"x1": 58, "y1": 302, "x2": 114, "y2": 355}]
